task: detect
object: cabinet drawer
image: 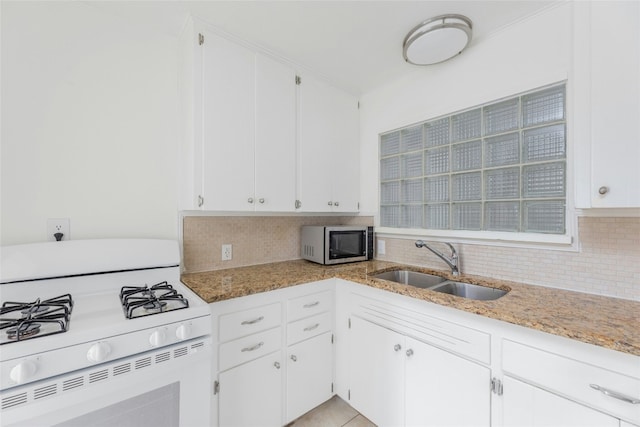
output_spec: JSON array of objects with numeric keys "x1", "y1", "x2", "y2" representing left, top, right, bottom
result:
[
  {"x1": 503, "y1": 339, "x2": 640, "y2": 424},
  {"x1": 219, "y1": 302, "x2": 281, "y2": 342},
  {"x1": 287, "y1": 312, "x2": 332, "y2": 346},
  {"x1": 287, "y1": 290, "x2": 332, "y2": 322},
  {"x1": 219, "y1": 327, "x2": 282, "y2": 371}
]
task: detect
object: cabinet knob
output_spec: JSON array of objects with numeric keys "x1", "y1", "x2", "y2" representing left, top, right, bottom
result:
[
  {"x1": 258, "y1": 198, "x2": 265, "y2": 204},
  {"x1": 598, "y1": 186, "x2": 609, "y2": 195},
  {"x1": 406, "y1": 349, "x2": 414, "y2": 357},
  {"x1": 394, "y1": 344, "x2": 402, "y2": 352},
  {"x1": 290, "y1": 355, "x2": 297, "y2": 362},
  {"x1": 274, "y1": 361, "x2": 281, "y2": 369},
  {"x1": 334, "y1": 201, "x2": 340, "y2": 207},
  {"x1": 328, "y1": 201, "x2": 333, "y2": 206},
  {"x1": 248, "y1": 198, "x2": 254, "y2": 204}
]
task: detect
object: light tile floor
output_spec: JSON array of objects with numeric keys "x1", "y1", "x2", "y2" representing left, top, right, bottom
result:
[{"x1": 287, "y1": 396, "x2": 376, "y2": 427}]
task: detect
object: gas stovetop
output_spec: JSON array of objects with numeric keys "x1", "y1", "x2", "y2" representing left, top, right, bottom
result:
[{"x1": 0, "y1": 240, "x2": 211, "y2": 367}]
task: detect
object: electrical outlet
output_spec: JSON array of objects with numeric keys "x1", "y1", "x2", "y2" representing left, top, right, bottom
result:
[
  {"x1": 221, "y1": 244, "x2": 232, "y2": 261},
  {"x1": 47, "y1": 218, "x2": 70, "y2": 242},
  {"x1": 377, "y1": 239, "x2": 386, "y2": 255}
]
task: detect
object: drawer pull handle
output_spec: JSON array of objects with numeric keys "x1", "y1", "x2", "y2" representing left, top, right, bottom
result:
[
  {"x1": 303, "y1": 301, "x2": 320, "y2": 308},
  {"x1": 241, "y1": 316, "x2": 264, "y2": 325},
  {"x1": 303, "y1": 323, "x2": 320, "y2": 332},
  {"x1": 241, "y1": 342, "x2": 264, "y2": 352},
  {"x1": 590, "y1": 384, "x2": 640, "y2": 404}
]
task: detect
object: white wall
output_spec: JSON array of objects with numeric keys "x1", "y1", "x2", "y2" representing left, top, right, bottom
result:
[
  {"x1": 1, "y1": 2, "x2": 180, "y2": 245},
  {"x1": 359, "y1": 3, "x2": 572, "y2": 213}
]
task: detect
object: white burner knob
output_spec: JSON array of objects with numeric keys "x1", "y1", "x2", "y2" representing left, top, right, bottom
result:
[
  {"x1": 10, "y1": 360, "x2": 37, "y2": 384},
  {"x1": 175, "y1": 324, "x2": 192, "y2": 340},
  {"x1": 87, "y1": 342, "x2": 111, "y2": 363},
  {"x1": 149, "y1": 329, "x2": 167, "y2": 347}
]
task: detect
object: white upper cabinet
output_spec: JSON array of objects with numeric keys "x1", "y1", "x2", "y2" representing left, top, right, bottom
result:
[
  {"x1": 180, "y1": 23, "x2": 297, "y2": 211},
  {"x1": 179, "y1": 20, "x2": 359, "y2": 213},
  {"x1": 574, "y1": 1, "x2": 640, "y2": 209},
  {"x1": 298, "y1": 74, "x2": 360, "y2": 212}
]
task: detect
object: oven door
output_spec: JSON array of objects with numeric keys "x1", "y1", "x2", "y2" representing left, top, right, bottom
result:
[{"x1": 1, "y1": 337, "x2": 211, "y2": 427}]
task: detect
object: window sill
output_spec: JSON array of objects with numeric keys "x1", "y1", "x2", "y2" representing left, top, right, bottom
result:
[{"x1": 375, "y1": 227, "x2": 577, "y2": 252}]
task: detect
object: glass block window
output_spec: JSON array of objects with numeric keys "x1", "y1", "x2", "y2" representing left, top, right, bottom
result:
[{"x1": 379, "y1": 83, "x2": 566, "y2": 234}]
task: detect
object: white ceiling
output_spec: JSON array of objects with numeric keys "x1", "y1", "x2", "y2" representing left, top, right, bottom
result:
[{"x1": 87, "y1": 1, "x2": 559, "y2": 95}]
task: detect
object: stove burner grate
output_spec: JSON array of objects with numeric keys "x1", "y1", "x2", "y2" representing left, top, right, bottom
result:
[
  {"x1": 120, "y1": 282, "x2": 189, "y2": 319},
  {"x1": 0, "y1": 294, "x2": 73, "y2": 345}
]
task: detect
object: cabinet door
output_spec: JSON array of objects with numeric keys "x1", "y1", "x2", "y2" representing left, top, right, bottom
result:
[
  {"x1": 286, "y1": 332, "x2": 333, "y2": 423},
  {"x1": 218, "y1": 351, "x2": 283, "y2": 427},
  {"x1": 329, "y1": 90, "x2": 360, "y2": 212},
  {"x1": 201, "y1": 31, "x2": 255, "y2": 211},
  {"x1": 255, "y1": 53, "x2": 296, "y2": 212},
  {"x1": 574, "y1": 1, "x2": 640, "y2": 208},
  {"x1": 502, "y1": 376, "x2": 619, "y2": 427},
  {"x1": 298, "y1": 74, "x2": 360, "y2": 212},
  {"x1": 348, "y1": 316, "x2": 404, "y2": 426},
  {"x1": 405, "y1": 337, "x2": 491, "y2": 427}
]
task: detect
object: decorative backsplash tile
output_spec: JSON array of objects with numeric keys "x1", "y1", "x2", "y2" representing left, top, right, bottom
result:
[
  {"x1": 182, "y1": 216, "x2": 373, "y2": 273},
  {"x1": 182, "y1": 215, "x2": 639, "y2": 301}
]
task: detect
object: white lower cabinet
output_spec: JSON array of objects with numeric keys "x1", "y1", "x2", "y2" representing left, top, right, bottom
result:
[
  {"x1": 348, "y1": 316, "x2": 490, "y2": 427},
  {"x1": 286, "y1": 331, "x2": 334, "y2": 423},
  {"x1": 502, "y1": 376, "x2": 618, "y2": 427},
  {"x1": 219, "y1": 350, "x2": 283, "y2": 427},
  {"x1": 210, "y1": 278, "x2": 639, "y2": 427},
  {"x1": 211, "y1": 280, "x2": 334, "y2": 427}
]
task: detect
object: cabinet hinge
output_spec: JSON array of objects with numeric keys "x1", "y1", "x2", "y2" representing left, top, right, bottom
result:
[
  {"x1": 490, "y1": 378, "x2": 503, "y2": 396},
  {"x1": 214, "y1": 380, "x2": 220, "y2": 395},
  {"x1": 295, "y1": 199, "x2": 302, "y2": 209},
  {"x1": 198, "y1": 33, "x2": 204, "y2": 46},
  {"x1": 295, "y1": 75, "x2": 301, "y2": 85}
]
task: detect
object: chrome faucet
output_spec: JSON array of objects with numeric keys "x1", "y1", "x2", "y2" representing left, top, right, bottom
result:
[{"x1": 415, "y1": 240, "x2": 460, "y2": 276}]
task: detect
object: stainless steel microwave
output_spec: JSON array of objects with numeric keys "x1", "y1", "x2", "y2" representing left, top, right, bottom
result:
[{"x1": 301, "y1": 225, "x2": 374, "y2": 265}]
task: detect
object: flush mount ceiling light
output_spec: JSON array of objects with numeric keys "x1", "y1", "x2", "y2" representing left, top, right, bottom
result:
[{"x1": 403, "y1": 14, "x2": 473, "y2": 66}]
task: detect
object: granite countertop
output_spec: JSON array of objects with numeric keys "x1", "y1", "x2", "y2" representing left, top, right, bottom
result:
[{"x1": 181, "y1": 259, "x2": 640, "y2": 357}]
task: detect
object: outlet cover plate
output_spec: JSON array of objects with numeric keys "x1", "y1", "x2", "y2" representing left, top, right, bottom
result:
[
  {"x1": 47, "y1": 218, "x2": 70, "y2": 242},
  {"x1": 222, "y1": 244, "x2": 232, "y2": 261}
]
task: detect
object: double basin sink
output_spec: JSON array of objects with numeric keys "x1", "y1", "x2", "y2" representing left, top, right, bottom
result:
[{"x1": 372, "y1": 270, "x2": 507, "y2": 301}]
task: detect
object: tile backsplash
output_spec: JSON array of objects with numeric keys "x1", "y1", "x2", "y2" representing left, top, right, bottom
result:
[
  {"x1": 182, "y1": 215, "x2": 639, "y2": 301},
  {"x1": 182, "y1": 215, "x2": 373, "y2": 273},
  {"x1": 376, "y1": 217, "x2": 640, "y2": 301}
]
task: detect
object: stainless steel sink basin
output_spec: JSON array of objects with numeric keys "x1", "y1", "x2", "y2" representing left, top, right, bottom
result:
[
  {"x1": 429, "y1": 281, "x2": 507, "y2": 301},
  {"x1": 371, "y1": 270, "x2": 447, "y2": 289},
  {"x1": 371, "y1": 269, "x2": 508, "y2": 300}
]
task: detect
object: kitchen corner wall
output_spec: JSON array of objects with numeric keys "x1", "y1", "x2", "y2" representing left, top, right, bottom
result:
[
  {"x1": 376, "y1": 217, "x2": 640, "y2": 301},
  {"x1": 182, "y1": 216, "x2": 373, "y2": 273}
]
